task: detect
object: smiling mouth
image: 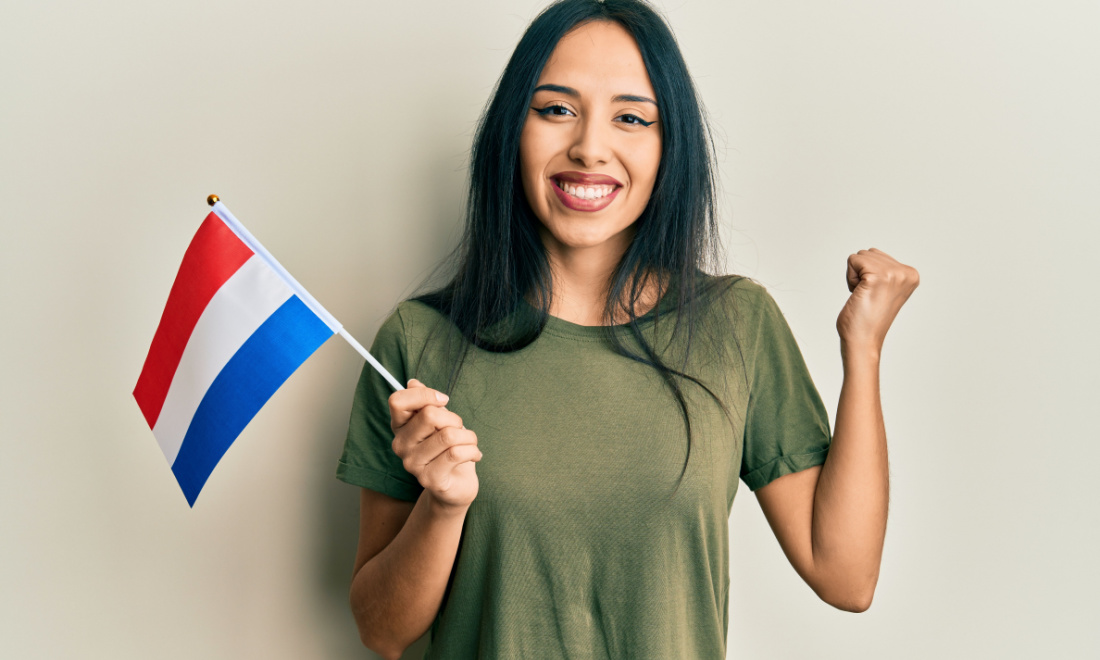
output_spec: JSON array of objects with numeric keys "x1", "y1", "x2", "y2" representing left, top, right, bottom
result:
[
  {"x1": 552, "y1": 178, "x2": 620, "y2": 201},
  {"x1": 550, "y1": 177, "x2": 622, "y2": 212}
]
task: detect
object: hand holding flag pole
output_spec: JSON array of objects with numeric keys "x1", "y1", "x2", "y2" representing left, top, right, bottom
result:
[{"x1": 134, "y1": 195, "x2": 403, "y2": 506}]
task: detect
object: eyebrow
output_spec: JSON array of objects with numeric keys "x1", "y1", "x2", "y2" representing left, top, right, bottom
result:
[{"x1": 533, "y1": 84, "x2": 657, "y2": 107}]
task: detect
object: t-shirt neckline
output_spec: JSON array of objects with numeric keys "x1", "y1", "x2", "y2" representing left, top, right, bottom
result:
[{"x1": 532, "y1": 280, "x2": 680, "y2": 340}]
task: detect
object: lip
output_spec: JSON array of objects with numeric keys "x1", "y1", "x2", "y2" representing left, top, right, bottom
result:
[
  {"x1": 550, "y1": 171, "x2": 623, "y2": 212},
  {"x1": 552, "y1": 171, "x2": 623, "y2": 187}
]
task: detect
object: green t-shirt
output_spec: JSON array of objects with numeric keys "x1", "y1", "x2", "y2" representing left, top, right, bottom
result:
[{"x1": 337, "y1": 276, "x2": 832, "y2": 659}]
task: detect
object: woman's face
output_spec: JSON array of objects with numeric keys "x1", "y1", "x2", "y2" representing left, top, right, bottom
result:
[{"x1": 519, "y1": 20, "x2": 662, "y2": 259}]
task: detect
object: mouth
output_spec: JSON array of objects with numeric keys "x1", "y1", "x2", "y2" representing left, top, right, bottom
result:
[{"x1": 550, "y1": 174, "x2": 622, "y2": 212}]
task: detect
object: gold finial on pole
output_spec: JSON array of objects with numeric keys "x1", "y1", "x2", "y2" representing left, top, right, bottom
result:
[{"x1": 207, "y1": 194, "x2": 220, "y2": 206}]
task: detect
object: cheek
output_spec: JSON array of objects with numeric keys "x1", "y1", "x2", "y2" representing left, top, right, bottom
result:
[
  {"x1": 626, "y1": 143, "x2": 662, "y2": 199},
  {"x1": 518, "y1": 124, "x2": 546, "y2": 207}
]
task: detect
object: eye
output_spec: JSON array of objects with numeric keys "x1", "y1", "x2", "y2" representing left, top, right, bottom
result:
[
  {"x1": 532, "y1": 104, "x2": 575, "y2": 117},
  {"x1": 616, "y1": 113, "x2": 656, "y2": 127}
]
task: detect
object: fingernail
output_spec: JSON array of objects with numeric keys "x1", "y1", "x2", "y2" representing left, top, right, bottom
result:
[{"x1": 436, "y1": 392, "x2": 449, "y2": 403}]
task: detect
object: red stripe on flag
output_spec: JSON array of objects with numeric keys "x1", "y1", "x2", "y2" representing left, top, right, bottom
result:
[{"x1": 133, "y1": 212, "x2": 255, "y2": 428}]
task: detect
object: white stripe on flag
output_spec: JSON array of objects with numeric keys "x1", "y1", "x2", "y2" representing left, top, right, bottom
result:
[
  {"x1": 212, "y1": 202, "x2": 342, "y2": 333},
  {"x1": 152, "y1": 256, "x2": 294, "y2": 464}
]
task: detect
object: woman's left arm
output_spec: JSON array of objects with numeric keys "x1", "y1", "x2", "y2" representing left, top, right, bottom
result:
[{"x1": 755, "y1": 248, "x2": 920, "y2": 612}]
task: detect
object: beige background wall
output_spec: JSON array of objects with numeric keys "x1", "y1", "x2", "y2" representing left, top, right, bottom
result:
[{"x1": 2, "y1": 1, "x2": 1097, "y2": 658}]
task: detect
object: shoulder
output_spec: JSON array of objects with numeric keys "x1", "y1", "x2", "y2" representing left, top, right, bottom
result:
[
  {"x1": 369, "y1": 300, "x2": 445, "y2": 355},
  {"x1": 376, "y1": 299, "x2": 450, "y2": 340},
  {"x1": 363, "y1": 300, "x2": 457, "y2": 388},
  {"x1": 384, "y1": 298, "x2": 466, "y2": 370},
  {"x1": 392, "y1": 298, "x2": 441, "y2": 328},
  {"x1": 694, "y1": 273, "x2": 778, "y2": 321},
  {"x1": 690, "y1": 274, "x2": 796, "y2": 366}
]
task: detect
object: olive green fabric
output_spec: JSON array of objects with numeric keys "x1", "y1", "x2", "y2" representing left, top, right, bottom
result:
[{"x1": 337, "y1": 276, "x2": 832, "y2": 659}]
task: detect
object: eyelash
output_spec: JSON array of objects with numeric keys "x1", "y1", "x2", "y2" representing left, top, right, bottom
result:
[{"x1": 532, "y1": 104, "x2": 656, "y2": 127}]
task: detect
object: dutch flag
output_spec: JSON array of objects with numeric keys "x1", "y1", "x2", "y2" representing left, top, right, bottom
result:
[{"x1": 134, "y1": 201, "x2": 344, "y2": 506}]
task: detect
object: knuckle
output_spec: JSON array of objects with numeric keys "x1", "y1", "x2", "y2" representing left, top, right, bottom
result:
[
  {"x1": 387, "y1": 391, "x2": 403, "y2": 412},
  {"x1": 438, "y1": 427, "x2": 459, "y2": 447},
  {"x1": 424, "y1": 406, "x2": 446, "y2": 427},
  {"x1": 408, "y1": 411, "x2": 430, "y2": 435},
  {"x1": 419, "y1": 472, "x2": 435, "y2": 491}
]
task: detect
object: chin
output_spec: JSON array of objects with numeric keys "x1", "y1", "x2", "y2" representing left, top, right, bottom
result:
[{"x1": 545, "y1": 225, "x2": 626, "y2": 251}]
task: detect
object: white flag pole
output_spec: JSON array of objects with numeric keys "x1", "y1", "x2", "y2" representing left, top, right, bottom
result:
[
  {"x1": 337, "y1": 328, "x2": 405, "y2": 391},
  {"x1": 206, "y1": 194, "x2": 405, "y2": 392}
]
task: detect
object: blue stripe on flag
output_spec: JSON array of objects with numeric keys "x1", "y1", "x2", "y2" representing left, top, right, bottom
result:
[{"x1": 171, "y1": 295, "x2": 333, "y2": 506}]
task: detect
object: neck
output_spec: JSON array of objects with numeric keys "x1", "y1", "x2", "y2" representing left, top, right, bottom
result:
[{"x1": 538, "y1": 231, "x2": 665, "y2": 326}]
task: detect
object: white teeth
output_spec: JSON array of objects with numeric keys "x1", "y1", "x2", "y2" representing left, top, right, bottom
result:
[{"x1": 560, "y1": 182, "x2": 614, "y2": 200}]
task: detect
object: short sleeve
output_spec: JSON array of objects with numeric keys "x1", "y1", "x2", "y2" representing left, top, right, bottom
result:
[
  {"x1": 739, "y1": 285, "x2": 832, "y2": 491},
  {"x1": 336, "y1": 308, "x2": 424, "y2": 501}
]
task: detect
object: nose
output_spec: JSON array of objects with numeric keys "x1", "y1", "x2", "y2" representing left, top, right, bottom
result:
[{"x1": 567, "y1": 116, "x2": 612, "y2": 168}]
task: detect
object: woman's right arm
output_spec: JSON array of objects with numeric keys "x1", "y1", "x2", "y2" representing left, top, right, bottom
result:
[{"x1": 349, "y1": 380, "x2": 482, "y2": 660}]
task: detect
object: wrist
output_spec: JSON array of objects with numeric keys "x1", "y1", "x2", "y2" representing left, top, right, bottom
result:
[
  {"x1": 424, "y1": 491, "x2": 471, "y2": 520},
  {"x1": 840, "y1": 339, "x2": 882, "y2": 367}
]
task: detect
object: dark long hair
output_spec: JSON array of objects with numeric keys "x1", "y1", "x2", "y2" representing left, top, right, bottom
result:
[{"x1": 415, "y1": 0, "x2": 737, "y2": 493}]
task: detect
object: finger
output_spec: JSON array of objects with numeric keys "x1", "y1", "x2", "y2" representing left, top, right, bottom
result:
[
  {"x1": 419, "y1": 443, "x2": 483, "y2": 490},
  {"x1": 407, "y1": 426, "x2": 478, "y2": 472},
  {"x1": 846, "y1": 253, "x2": 862, "y2": 292},
  {"x1": 389, "y1": 380, "x2": 450, "y2": 429},
  {"x1": 392, "y1": 407, "x2": 464, "y2": 462},
  {"x1": 402, "y1": 406, "x2": 465, "y2": 446},
  {"x1": 421, "y1": 426, "x2": 478, "y2": 464}
]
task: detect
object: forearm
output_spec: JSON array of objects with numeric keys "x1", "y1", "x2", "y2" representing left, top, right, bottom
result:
[
  {"x1": 810, "y1": 343, "x2": 889, "y2": 610},
  {"x1": 351, "y1": 491, "x2": 468, "y2": 659}
]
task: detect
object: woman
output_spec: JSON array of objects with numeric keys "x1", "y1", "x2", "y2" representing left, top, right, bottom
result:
[{"x1": 338, "y1": 1, "x2": 919, "y2": 658}]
